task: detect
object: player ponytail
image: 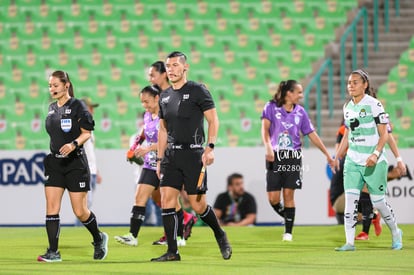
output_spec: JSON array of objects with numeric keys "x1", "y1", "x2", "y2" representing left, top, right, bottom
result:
[
  {"x1": 151, "y1": 61, "x2": 166, "y2": 74},
  {"x1": 272, "y1": 80, "x2": 298, "y2": 107}
]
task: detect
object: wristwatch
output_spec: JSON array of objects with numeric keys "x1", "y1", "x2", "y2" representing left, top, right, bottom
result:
[
  {"x1": 72, "y1": 140, "x2": 79, "y2": 150},
  {"x1": 208, "y1": 143, "x2": 215, "y2": 149}
]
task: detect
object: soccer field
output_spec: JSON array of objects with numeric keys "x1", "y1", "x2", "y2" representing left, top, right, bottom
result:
[{"x1": 0, "y1": 224, "x2": 413, "y2": 274}]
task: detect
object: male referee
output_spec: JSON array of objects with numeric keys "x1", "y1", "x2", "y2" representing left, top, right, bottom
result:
[{"x1": 152, "y1": 51, "x2": 232, "y2": 262}]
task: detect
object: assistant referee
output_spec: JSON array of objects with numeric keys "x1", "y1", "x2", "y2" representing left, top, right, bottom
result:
[{"x1": 38, "y1": 70, "x2": 108, "y2": 262}]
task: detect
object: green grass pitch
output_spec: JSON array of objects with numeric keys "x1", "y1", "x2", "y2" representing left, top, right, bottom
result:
[{"x1": 0, "y1": 224, "x2": 413, "y2": 274}]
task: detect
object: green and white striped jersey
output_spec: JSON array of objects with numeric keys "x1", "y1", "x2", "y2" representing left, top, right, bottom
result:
[{"x1": 343, "y1": 94, "x2": 388, "y2": 165}]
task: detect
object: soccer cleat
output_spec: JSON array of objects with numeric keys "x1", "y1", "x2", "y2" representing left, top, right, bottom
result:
[
  {"x1": 216, "y1": 232, "x2": 232, "y2": 260},
  {"x1": 37, "y1": 249, "x2": 62, "y2": 262},
  {"x1": 355, "y1": 232, "x2": 369, "y2": 240},
  {"x1": 372, "y1": 211, "x2": 382, "y2": 236},
  {"x1": 177, "y1": 236, "x2": 186, "y2": 247},
  {"x1": 151, "y1": 251, "x2": 181, "y2": 262},
  {"x1": 114, "y1": 233, "x2": 138, "y2": 246},
  {"x1": 152, "y1": 235, "x2": 167, "y2": 245},
  {"x1": 282, "y1": 233, "x2": 293, "y2": 242},
  {"x1": 93, "y1": 232, "x2": 108, "y2": 260},
  {"x1": 392, "y1": 228, "x2": 403, "y2": 250},
  {"x1": 183, "y1": 215, "x2": 198, "y2": 240},
  {"x1": 335, "y1": 244, "x2": 356, "y2": 251}
]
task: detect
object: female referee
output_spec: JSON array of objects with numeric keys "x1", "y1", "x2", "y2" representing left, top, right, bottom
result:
[
  {"x1": 38, "y1": 70, "x2": 108, "y2": 262},
  {"x1": 261, "y1": 79, "x2": 334, "y2": 241}
]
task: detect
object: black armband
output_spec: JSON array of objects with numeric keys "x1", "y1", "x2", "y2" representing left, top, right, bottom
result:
[{"x1": 374, "y1": 112, "x2": 388, "y2": 124}]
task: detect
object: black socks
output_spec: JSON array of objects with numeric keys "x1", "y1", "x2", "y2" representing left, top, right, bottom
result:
[
  {"x1": 46, "y1": 214, "x2": 60, "y2": 252},
  {"x1": 130, "y1": 206, "x2": 146, "y2": 238},
  {"x1": 82, "y1": 212, "x2": 101, "y2": 243},
  {"x1": 200, "y1": 205, "x2": 225, "y2": 238},
  {"x1": 162, "y1": 208, "x2": 178, "y2": 254}
]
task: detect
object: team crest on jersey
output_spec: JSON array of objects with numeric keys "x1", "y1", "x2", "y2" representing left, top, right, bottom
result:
[
  {"x1": 161, "y1": 96, "x2": 170, "y2": 103},
  {"x1": 294, "y1": 115, "x2": 300, "y2": 125},
  {"x1": 60, "y1": 118, "x2": 72, "y2": 132},
  {"x1": 359, "y1": 109, "x2": 366, "y2": 118},
  {"x1": 183, "y1": 94, "x2": 189, "y2": 100},
  {"x1": 65, "y1": 109, "x2": 72, "y2": 114},
  {"x1": 146, "y1": 130, "x2": 156, "y2": 139}
]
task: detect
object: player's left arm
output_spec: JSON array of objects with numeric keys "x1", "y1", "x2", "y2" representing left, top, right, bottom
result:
[
  {"x1": 366, "y1": 109, "x2": 389, "y2": 167},
  {"x1": 387, "y1": 132, "x2": 406, "y2": 176},
  {"x1": 203, "y1": 108, "x2": 218, "y2": 166}
]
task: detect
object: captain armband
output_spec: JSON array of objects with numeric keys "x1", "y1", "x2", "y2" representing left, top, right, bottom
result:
[{"x1": 374, "y1": 112, "x2": 389, "y2": 124}]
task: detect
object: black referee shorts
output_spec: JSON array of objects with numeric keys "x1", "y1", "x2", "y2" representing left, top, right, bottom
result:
[
  {"x1": 266, "y1": 150, "x2": 303, "y2": 191},
  {"x1": 138, "y1": 168, "x2": 160, "y2": 189},
  {"x1": 43, "y1": 153, "x2": 90, "y2": 192},
  {"x1": 160, "y1": 149, "x2": 206, "y2": 195}
]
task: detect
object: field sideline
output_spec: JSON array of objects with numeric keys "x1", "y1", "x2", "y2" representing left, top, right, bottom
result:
[{"x1": 0, "y1": 224, "x2": 413, "y2": 274}]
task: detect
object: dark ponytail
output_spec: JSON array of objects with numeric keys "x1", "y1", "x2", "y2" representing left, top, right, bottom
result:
[
  {"x1": 272, "y1": 79, "x2": 298, "y2": 107},
  {"x1": 151, "y1": 61, "x2": 166, "y2": 74},
  {"x1": 50, "y1": 70, "x2": 74, "y2": 97}
]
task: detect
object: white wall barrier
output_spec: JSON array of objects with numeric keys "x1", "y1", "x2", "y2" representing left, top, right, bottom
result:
[{"x1": 1, "y1": 148, "x2": 413, "y2": 225}]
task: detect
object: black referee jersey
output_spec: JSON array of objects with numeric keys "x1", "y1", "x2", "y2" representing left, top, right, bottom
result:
[
  {"x1": 159, "y1": 81, "x2": 215, "y2": 145},
  {"x1": 45, "y1": 98, "x2": 94, "y2": 154}
]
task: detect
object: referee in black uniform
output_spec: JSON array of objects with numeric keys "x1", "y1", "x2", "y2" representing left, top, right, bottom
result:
[
  {"x1": 151, "y1": 51, "x2": 232, "y2": 262},
  {"x1": 37, "y1": 70, "x2": 108, "y2": 262}
]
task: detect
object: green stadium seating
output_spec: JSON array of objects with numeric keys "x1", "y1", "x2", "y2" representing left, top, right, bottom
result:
[
  {"x1": 313, "y1": 1, "x2": 348, "y2": 28},
  {"x1": 304, "y1": 17, "x2": 336, "y2": 44},
  {"x1": 284, "y1": 1, "x2": 315, "y2": 27},
  {"x1": 0, "y1": 125, "x2": 16, "y2": 150},
  {"x1": 294, "y1": 34, "x2": 326, "y2": 62},
  {"x1": 0, "y1": 0, "x2": 358, "y2": 149}
]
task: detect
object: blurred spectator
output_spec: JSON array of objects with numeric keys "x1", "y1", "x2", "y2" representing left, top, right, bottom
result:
[{"x1": 214, "y1": 173, "x2": 257, "y2": 226}]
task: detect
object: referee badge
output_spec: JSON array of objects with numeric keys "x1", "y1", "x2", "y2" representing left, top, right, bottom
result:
[{"x1": 60, "y1": 118, "x2": 72, "y2": 132}]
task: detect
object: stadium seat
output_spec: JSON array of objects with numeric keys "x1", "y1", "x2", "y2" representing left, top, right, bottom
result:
[
  {"x1": 284, "y1": 1, "x2": 315, "y2": 27},
  {"x1": 271, "y1": 18, "x2": 304, "y2": 45},
  {"x1": 337, "y1": 0, "x2": 358, "y2": 10},
  {"x1": 399, "y1": 49, "x2": 414, "y2": 66},
  {"x1": 377, "y1": 82, "x2": 407, "y2": 121},
  {"x1": 294, "y1": 34, "x2": 326, "y2": 62},
  {"x1": 0, "y1": 126, "x2": 15, "y2": 149},
  {"x1": 313, "y1": 2, "x2": 348, "y2": 28},
  {"x1": 304, "y1": 16, "x2": 336, "y2": 44}
]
